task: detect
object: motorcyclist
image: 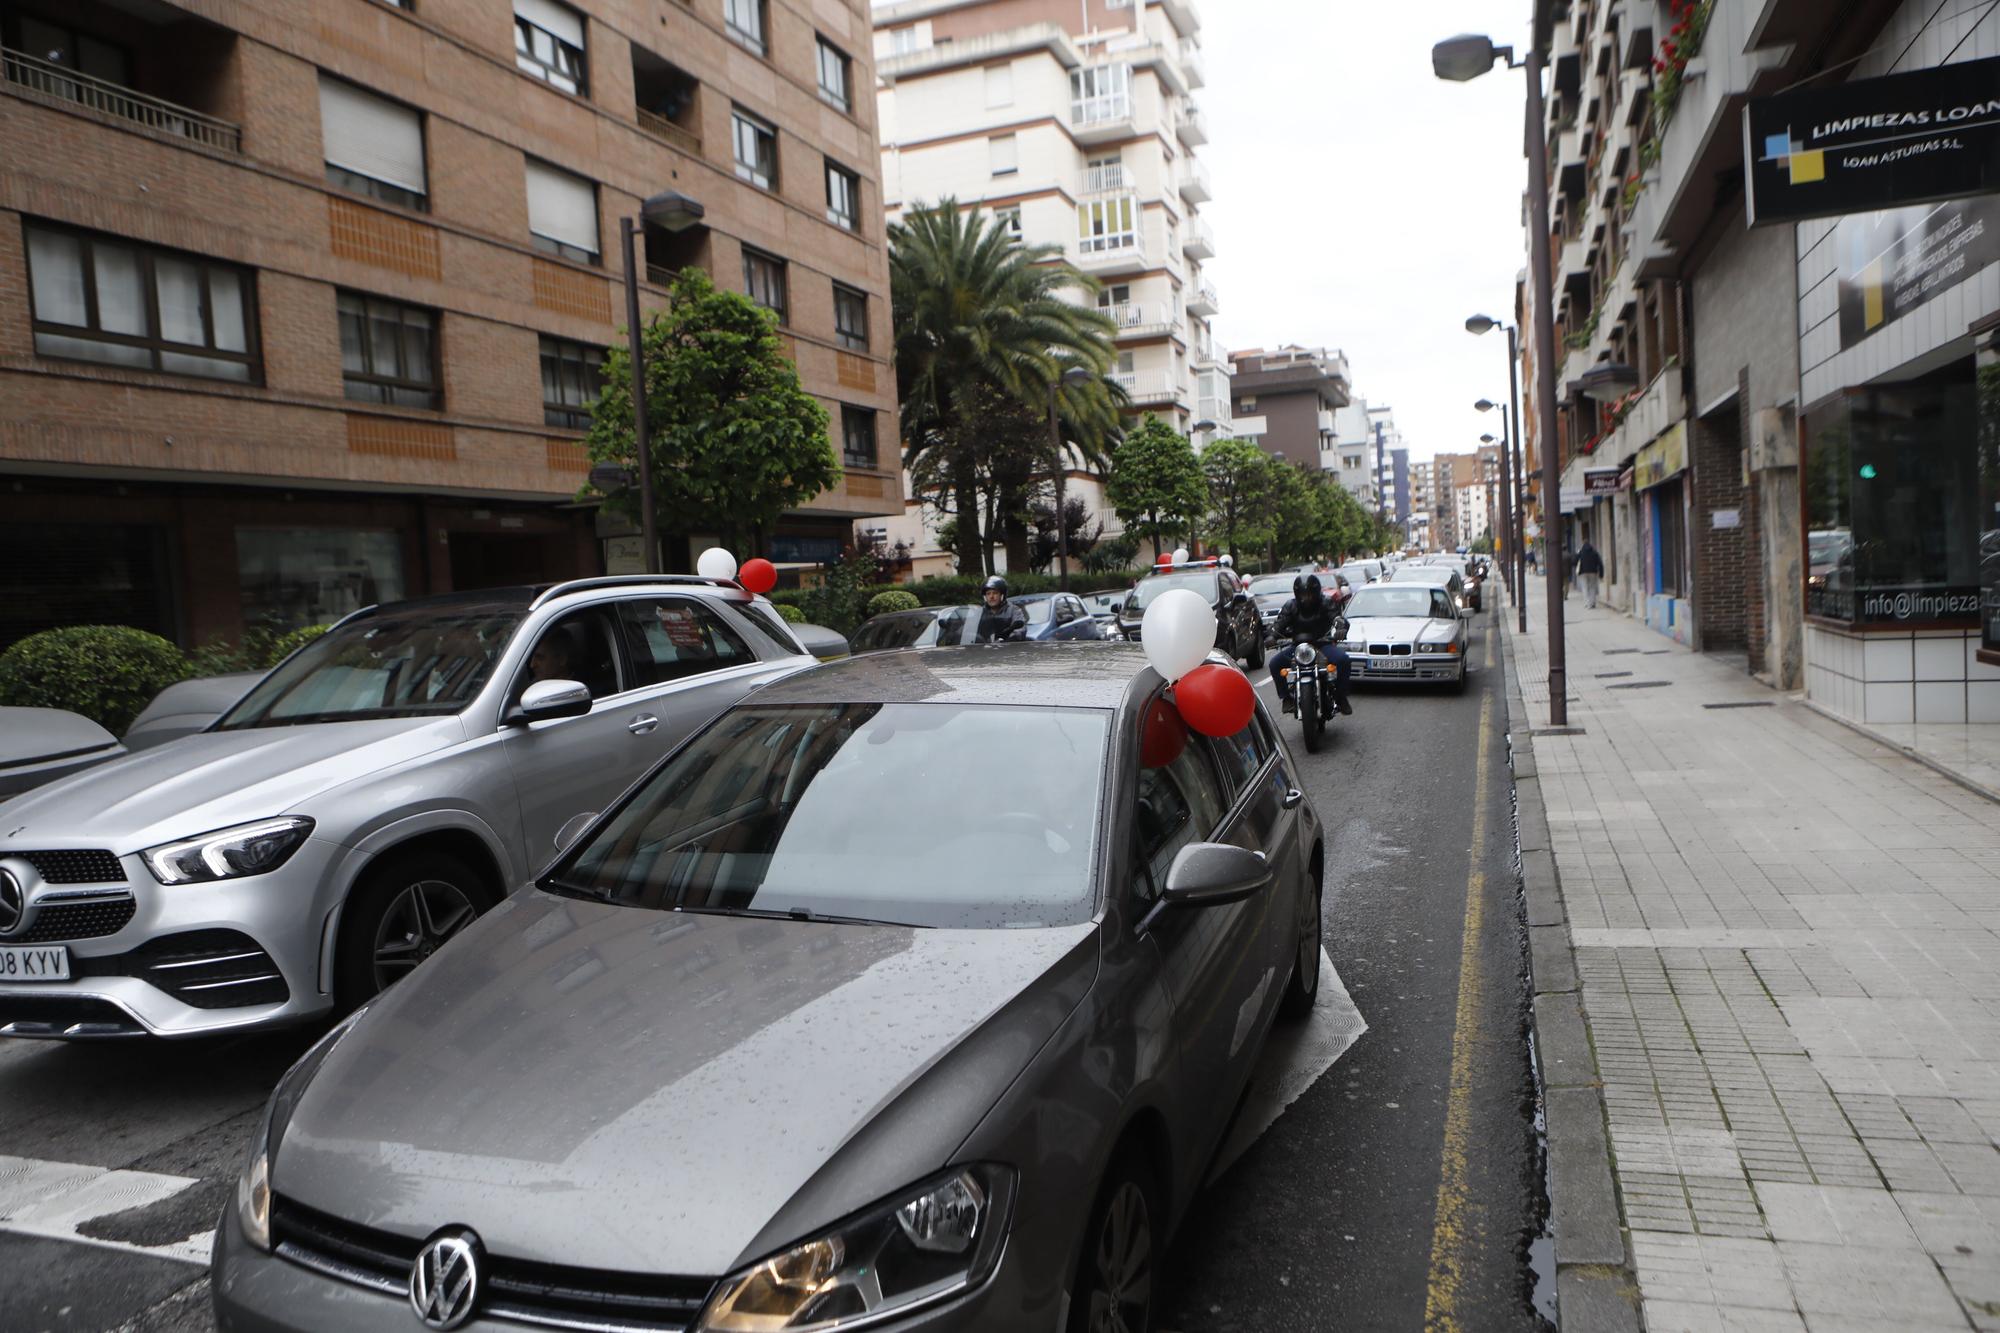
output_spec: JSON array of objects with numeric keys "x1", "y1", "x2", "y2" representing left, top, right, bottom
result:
[
  {"x1": 1267, "y1": 574, "x2": 1354, "y2": 716},
  {"x1": 975, "y1": 575, "x2": 1029, "y2": 643}
]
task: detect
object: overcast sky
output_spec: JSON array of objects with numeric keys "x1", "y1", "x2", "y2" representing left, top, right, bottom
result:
[{"x1": 1202, "y1": 2, "x2": 1534, "y2": 462}]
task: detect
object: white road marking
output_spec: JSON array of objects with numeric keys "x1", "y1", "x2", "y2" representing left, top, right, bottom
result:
[
  {"x1": 1210, "y1": 948, "x2": 1367, "y2": 1180},
  {"x1": 0, "y1": 1154, "x2": 211, "y2": 1265}
]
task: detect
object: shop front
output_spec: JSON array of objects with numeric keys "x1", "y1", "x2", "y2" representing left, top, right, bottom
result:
[{"x1": 1633, "y1": 424, "x2": 1693, "y2": 643}]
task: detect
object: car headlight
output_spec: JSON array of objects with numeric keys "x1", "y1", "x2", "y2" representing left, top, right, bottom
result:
[
  {"x1": 235, "y1": 1004, "x2": 366, "y2": 1252},
  {"x1": 698, "y1": 1165, "x2": 1015, "y2": 1331},
  {"x1": 143, "y1": 817, "x2": 314, "y2": 885}
]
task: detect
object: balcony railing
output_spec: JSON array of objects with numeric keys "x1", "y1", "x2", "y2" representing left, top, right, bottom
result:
[
  {"x1": 1178, "y1": 159, "x2": 1212, "y2": 203},
  {"x1": 1073, "y1": 232, "x2": 1146, "y2": 270},
  {"x1": 1072, "y1": 92, "x2": 1134, "y2": 129},
  {"x1": 636, "y1": 106, "x2": 700, "y2": 154},
  {"x1": 2, "y1": 44, "x2": 240, "y2": 153},
  {"x1": 1109, "y1": 370, "x2": 1182, "y2": 405},
  {"x1": 1082, "y1": 163, "x2": 1132, "y2": 194}
]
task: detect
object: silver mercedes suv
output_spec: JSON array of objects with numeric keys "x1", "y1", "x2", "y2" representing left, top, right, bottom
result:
[{"x1": 0, "y1": 576, "x2": 813, "y2": 1039}]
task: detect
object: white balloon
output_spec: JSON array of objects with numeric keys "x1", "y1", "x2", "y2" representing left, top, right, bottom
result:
[
  {"x1": 1172, "y1": 547, "x2": 1190, "y2": 565},
  {"x1": 1142, "y1": 588, "x2": 1216, "y2": 682},
  {"x1": 696, "y1": 547, "x2": 738, "y2": 580}
]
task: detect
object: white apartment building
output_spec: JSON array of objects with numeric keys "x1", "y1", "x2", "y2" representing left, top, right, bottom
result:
[
  {"x1": 872, "y1": 0, "x2": 1223, "y2": 574},
  {"x1": 1327, "y1": 400, "x2": 1378, "y2": 510},
  {"x1": 1454, "y1": 480, "x2": 1493, "y2": 551}
]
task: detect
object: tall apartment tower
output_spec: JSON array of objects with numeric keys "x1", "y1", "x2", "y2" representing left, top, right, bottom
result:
[
  {"x1": 0, "y1": 0, "x2": 900, "y2": 650},
  {"x1": 1228, "y1": 344, "x2": 1352, "y2": 473}
]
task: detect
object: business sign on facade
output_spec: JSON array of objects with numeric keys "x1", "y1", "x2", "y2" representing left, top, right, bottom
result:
[
  {"x1": 1633, "y1": 422, "x2": 1688, "y2": 489},
  {"x1": 1744, "y1": 56, "x2": 2000, "y2": 226},
  {"x1": 1834, "y1": 194, "x2": 2000, "y2": 348},
  {"x1": 1584, "y1": 468, "x2": 1621, "y2": 496}
]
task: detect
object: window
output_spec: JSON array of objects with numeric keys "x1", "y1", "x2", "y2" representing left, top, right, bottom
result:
[
  {"x1": 1098, "y1": 284, "x2": 1131, "y2": 308},
  {"x1": 319, "y1": 76, "x2": 427, "y2": 210},
  {"x1": 518, "y1": 609, "x2": 621, "y2": 699},
  {"x1": 984, "y1": 62, "x2": 1013, "y2": 108},
  {"x1": 817, "y1": 37, "x2": 852, "y2": 111},
  {"x1": 614, "y1": 598, "x2": 756, "y2": 685},
  {"x1": 540, "y1": 335, "x2": 604, "y2": 429},
  {"x1": 234, "y1": 528, "x2": 408, "y2": 639},
  {"x1": 994, "y1": 205, "x2": 1023, "y2": 240},
  {"x1": 833, "y1": 283, "x2": 868, "y2": 351},
  {"x1": 9, "y1": 15, "x2": 129, "y2": 84},
  {"x1": 825, "y1": 160, "x2": 860, "y2": 230},
  {"x1": 887, "y1": 26, "x2": 922, "y2": 56},
  {"x1": 1077, "y1": 196, "x2": 1137, "y2": 252},
  {"x1": 1070, "y1": 64, "x2": 1131, "y2": 124},
  {"x1": 1132, "y1": 706, "x2": 1230, "y2": 900},
  {"x1": 732, "y1": 107, "x2": 777, "y2": 189},
  {"x1": 525, "y1": 158, "x2": 599, "y2": 262},
  {"x1": 741, "y1": 248, "x2": 787, "y2": 323},
  {"x1": 24, "y1": 223, "x2": 258, "y2": 382},
  {"x1": 337, "y1": 290, "x2": 439, "y2": 408},
  {"x1": 841, "y1": 406, "x2": 878, "y2": 467},
  {"x1": 514, "y1": 0, "x2": 587, "y2": 94},
  {"x1": 725, "y1": 0, "x2": 766, "y2": 55},
  {"x1": 989, "y1": 133, "x2": 1017, "y2": 177}
]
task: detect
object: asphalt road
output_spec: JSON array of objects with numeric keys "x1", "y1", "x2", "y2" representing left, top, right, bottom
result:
[{"x1": 0, "y1": 607, "x2": 1545, "y2": 1333}]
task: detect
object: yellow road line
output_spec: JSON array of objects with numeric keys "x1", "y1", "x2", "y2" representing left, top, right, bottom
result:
[{"x1": 1423, "y1": 691, "x2": 1495, "y2": 1331}]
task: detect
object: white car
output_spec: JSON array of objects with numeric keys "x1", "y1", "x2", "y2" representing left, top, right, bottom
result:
[{"x1": 1341, "y1": 583, "x2": 1469, "y2": 688}]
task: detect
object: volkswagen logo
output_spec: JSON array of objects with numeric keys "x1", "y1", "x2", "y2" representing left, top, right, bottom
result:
[
  {"x1": 0, "y1": 869, "x2": 24, "y2": 939},
  {"x1": 408, "y1": 1228, "x2": 481, "y2": 1330}
]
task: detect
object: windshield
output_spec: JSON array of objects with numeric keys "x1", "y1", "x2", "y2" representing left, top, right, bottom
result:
[
  {"x1": 1124, "y1": 572, "x2": 1216, "y2": 613},
  {"x1": 1016, "y1": 598, "x2": 1054, "y2": 624},
  {"x1": 217, "y1": 606, "x2": 522, "y2": 728},
  {"x1": 852, "y1": 608, "x2": 981, "y2": 653},
  {"x1": 553, "y1": 704, "x2": 1110, "y2": 928},
  {"x1": 1346, "y1": 587, "x2": 1442, "y2": 618}
]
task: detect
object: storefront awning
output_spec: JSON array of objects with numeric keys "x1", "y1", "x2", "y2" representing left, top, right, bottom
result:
[{"x1": 1634, "y1": 422, "x2": 1688, "y2": 489}]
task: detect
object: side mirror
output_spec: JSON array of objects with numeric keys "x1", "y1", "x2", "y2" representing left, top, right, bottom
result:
[
  {"x1": 1162, "y1": 842, "x2": 1271, "y2": 907},
  {"x1": 553, "y1": 811, "x2": 598, "y2": 851},
  {"x1": 507, "y1": 678, "x2": 592, "y2": 725}
]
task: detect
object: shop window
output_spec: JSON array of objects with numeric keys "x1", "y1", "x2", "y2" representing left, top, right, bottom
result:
[
  {"x1": 540, "y1": 335, "x2": 604, "y2": 428},
  {"x1": 1980, "y1": 334, "x2": 2000, "y2": 655},
  {"x1": 1804, "y1": 364, "x2": 1980, "y2": 626},
  {"x1": 514, "y1": 0, "x2": 587, "y2": 94},
  {"x1": 338, "y1": 290, "x2": 439, "y2": 408},
  {"x1": 236, "y1": 527, "x2": 407, "y2": 634},
  {"x1": 25, "y1": 222, "x2": 259, "y2": 382}
]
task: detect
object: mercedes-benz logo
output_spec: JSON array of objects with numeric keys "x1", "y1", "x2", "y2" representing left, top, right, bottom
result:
[
  {"x1": 408, "y1": 1228, "x2": 481, "y2": 1330},
  {"x1": 0, "y1": 869, "x2": 24, "y2": 939}
]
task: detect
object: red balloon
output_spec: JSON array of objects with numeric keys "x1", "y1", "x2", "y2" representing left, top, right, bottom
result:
[
  {"x1": 1156, "y1": 550, "x2": 1172, "y2": 566},
  {"x1": 738, "y1": 558, "x2": 778, "y2": 595},
  {"x1": 1174, "y1": 663, "x2": 1255, "y2": 738},
  {"x1": 1139, "y1": 696, "x2": 1188, "y2": 769}
]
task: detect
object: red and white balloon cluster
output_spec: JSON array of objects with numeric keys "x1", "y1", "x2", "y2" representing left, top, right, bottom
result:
[
  {"x1": 696, "y1": 547, "x2": 778, "y2": 595},
  {"x1": 1139, "y1": 588, "x2": 1254, "y2": 740}
]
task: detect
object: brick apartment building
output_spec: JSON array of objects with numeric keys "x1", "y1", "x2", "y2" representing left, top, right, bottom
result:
[{"x1": 0, "y1": 0, "x2": 900, "y2": 651}]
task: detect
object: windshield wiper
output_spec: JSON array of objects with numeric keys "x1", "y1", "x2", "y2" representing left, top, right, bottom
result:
[
  {"x1": 673, "y1": 903, "x2": 906, "y2": 928},
  {"x1": 541, "y1": 877, "x2": 616, "y2": 903}
]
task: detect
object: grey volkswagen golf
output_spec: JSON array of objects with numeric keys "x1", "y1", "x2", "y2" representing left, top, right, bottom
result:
[{"x1": 211, "y1": 645, "x2": 1326, "y2": 1333}]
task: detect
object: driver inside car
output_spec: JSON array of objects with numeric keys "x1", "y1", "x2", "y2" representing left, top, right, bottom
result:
[{"x1": 1267, "y1": 574, "x2": 1354, "y2": 717}]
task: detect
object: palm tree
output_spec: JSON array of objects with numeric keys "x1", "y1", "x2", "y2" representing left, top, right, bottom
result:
[{"x1": 891, "y1": 201, "x2": 1122, "y2": 574}]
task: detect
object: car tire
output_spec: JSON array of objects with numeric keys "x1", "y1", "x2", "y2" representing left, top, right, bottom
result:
[
  {"x1": 1278, "y1": 858, "x2": 1323, "y2": 1022},
  {"x1": 1067, "y1": 1147, "x2": 1162, "y2": 1333},
  {"x1": 335, "y1": 849, "x2": 493, "y2": 1012},
  {"x1": 1241, "y1": 622, "x2": 1262, "y2": 669}
]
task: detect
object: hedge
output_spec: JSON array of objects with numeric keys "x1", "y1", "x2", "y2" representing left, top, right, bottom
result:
[
  {"x1": 774, "y1": 603, "x2": 807, "y2": 624},
  {"x1": 903, "y1": 569, "x2": 1153, "y2": 607},
  {"x1": 0, "y1": 625, "x2": 192, "y2": 735},
  {"x1": 265, "y1": 623, "x2": 332, "y2": 667},
  {"x1": 866, "y1": 590, "x2": 921, "y2": 616}
]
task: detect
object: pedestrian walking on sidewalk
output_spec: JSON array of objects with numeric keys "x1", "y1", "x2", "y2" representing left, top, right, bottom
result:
[{"x1": 1575, "y1": 536, "x2": 1604, "y2": 609}]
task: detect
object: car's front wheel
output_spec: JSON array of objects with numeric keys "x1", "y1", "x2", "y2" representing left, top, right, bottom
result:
[
  {"x1": 336, "y1": 850, "x2": 491, "y2": 1010},
  {"x1": 1068, "y1": 1148, "x2": 1161, "y2": 1333}
]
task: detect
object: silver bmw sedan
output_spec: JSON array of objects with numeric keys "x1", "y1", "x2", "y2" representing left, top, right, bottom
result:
[{"x1": 210, "y1": 643, "x2": 1325, "y2": 1333}]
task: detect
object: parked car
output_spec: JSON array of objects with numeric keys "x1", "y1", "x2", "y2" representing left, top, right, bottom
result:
[
  {"x1": 1245, "y1": 573, "x2": 1298, "y2": 633},
  {"x1": 1334, "y1": 562, "x2": 1378, "y2": 589},
  {"x1": 0, "y1": 708, "x2": 125, "y2": 799},
  {"x1": 1010, "y1": 592, "x2": 1109, "y2": 641},
  {"x1": 122, "y1": 672, "x2": 264, "y2": 751},
  {"x1": 210, "y1": 643, "x2": 1325, "y2": 1333},
  {"x1": 1116, "y1": 562, "x2": 1264, "y2": 667},
  {"x1": 791, "y1": 623, "x2": 852, "y2": 661},
  {"x1": 849, "y1": 605, "x2": 983, "y2": 655},
  {"x1": 1082, "y1": 588, "x2": 1131, "y2": 625},
  {"x1": 0, "y1": 575, "x2": 815, "y2": 1040},
  {"x1": 1340, "y1": 583, "x2": 1469, "y2": 689}
]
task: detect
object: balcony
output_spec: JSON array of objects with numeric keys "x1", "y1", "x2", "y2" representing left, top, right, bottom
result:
[
  {"x1": 1081, "y1": 162, "x2": 1134, "y2": 195},
  {"x1": 1186, "y1": 281, "x2": 1217, "y2": 317},
  {"x1": 1102, "y1": 301, "x2": 1172, "y2": 338},
  {"x1": 1179, "y1": 39, "x2": 1206, "y2": 88},
  {"x1": 1, "y1": 42, "x2": 240, "y2": 153},
  {"x1": 1182, "y1": 217, "x2": 1215, "y2": 260},
  {"x1": 1316, "y1": 408, "x2": 1337, "y2": 436},
  {"x1": 1176, "y1": 103, "x2": 1209, "y2": 146},
  {"x1": 1073, "y1": 233, "x2": 1148, "y2": 276},
  {"x1": 632, "y1": 47, "x2": 702, "y2": 155},
  {"x1": 1071, "y1": 91, "x2": 1136, "y2": 144},
  {"x1": 1159, "y1": 0, "x2": 1201, "y2": 36},
  {"x1": 1604, "y1": 364, "x2": 1687, "y2": 460},
  {"x1": 1178, "y1": 158, "x2": 1212, "y2": 204},
  {"x1": 1109, "y1": 370, "x2": 1184, "y2": 407}
]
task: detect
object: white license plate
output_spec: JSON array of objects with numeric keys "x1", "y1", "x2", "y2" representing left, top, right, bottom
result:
[
  {"x1": 1369, "y1": 657, "x2": 1416, "y2": 671},
  {"x1": 0, "y1": 945, "x2": 70, "y2": 981}
]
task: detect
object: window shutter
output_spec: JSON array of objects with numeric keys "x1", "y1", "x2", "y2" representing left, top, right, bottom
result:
[
  {"x1": 514, "y1": 0, "x2": 584, "y2": 46},
  {"x1": 989, "y1": 134, "x2": 1017, "y2": 175},
  {"x1": 525, "y1": 159, "x2": 600, "y2": 255},
  {"x1": 984, "y1": 63, "x2": 1012, "y2": 108},
  {"x1": 319, "y1": 77, "x2": 425, "y2": 195}
]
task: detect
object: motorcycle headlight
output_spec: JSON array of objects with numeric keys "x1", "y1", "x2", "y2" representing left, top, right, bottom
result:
[
  {"x1": 144, "y1": 817, "x2": 314, "y2": 885},
  {"x1": 1294, "y1": 643, "x2": 1318, "y2": 665},
  {"x1": 699, "y1": 1165, "x2": 1015, "y2": 1331}
]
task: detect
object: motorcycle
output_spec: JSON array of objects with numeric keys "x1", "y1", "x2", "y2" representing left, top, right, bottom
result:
[{"x1": 1284, "y1": 616, "x2": 1348, "y2": 754}]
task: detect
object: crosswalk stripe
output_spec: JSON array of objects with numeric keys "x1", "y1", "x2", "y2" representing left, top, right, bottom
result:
[{"x1": 0, "y1": 1155, "x2": 211, "y2": 1266}]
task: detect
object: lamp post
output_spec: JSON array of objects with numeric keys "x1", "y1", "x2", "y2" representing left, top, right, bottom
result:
[
  {"x1": 1434, "y1": 31, "x2": 1568, "y2": 726},
  {"x1": 1046, "y1": 364, "x2": 1096, "y2": 591},
  {"x1": 1467, "y1": 314, "x2": 1531, "y2": 634},
  {"x1": 618, "y1": 190, "x2": 706, "y2": 574}
]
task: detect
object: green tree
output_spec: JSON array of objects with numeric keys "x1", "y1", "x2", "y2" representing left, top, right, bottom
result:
[
  {"x1": 583, "y1": 268, "x2": 838, "y2": 555},
  {"x1": 1106, "y1": 415, "x2": 1207, "y2": 559},
  {"x1": 1201, "y1": 438, "x2": 1280, "y2": 560},
  {"x1": 890, "y1": 202, "x2": 1120, "y2": 574}
]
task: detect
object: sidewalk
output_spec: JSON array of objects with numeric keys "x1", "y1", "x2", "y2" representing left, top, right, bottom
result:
[{"x1": 1501, "y1": 582, "x2": 2000, "y2": 1332}]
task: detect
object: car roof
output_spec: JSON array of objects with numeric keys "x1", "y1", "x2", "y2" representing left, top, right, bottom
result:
[{"x1": 751, "y1": 642, "x2": 1154, "y2": 710}]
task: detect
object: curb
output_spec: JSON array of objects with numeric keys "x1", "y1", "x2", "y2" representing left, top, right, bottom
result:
[{"x1": 1496, "y1": 602, "x2": 1641, "y2": 1332}]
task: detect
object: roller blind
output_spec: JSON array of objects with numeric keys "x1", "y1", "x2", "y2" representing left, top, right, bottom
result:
[
  {"x1": 514, "y1": 0, "x2": 583, "y2": 47},
  {"x1": 525, "y1": 159, "x2": 599, "y2": 255},
  {"x1": 319, "y1": 77, "x2": 425, "y2": 195}
]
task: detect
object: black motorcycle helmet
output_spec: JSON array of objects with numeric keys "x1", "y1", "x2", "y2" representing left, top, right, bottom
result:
[
  {"x1": 1293, "y1": 573, "x2": 1323, "y2": 603},
  {"x1": 982, "y1": 575, "x2": 1009, "y2": 600}
]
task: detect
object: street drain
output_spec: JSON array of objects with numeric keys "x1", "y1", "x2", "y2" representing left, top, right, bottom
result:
[
  {"x1": 1640, "y1": 649, "x2": 1672, "y2": 655},
  {"x1": 1606, "y1": 681, "x2": 1671, "y2": 689},
  {"x1": 1702, "y1": 700, "x2": 1774, "y2": 709},
  {"x1": 1595, "y1": 671, "x2": 1633, "y2": 678},
  {"x1": 1601, "y1": 648, "x2": 1640, "y2": 656}
]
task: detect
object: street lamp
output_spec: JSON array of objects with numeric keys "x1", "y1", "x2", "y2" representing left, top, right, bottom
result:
[
  {"x1": 1435, "y1": 29, "x2": 1570, "y2": 726},
  {"x1": 1047, "y1": 364, "x2": 1096, "y2": 591},
  {"x1": 619, "y1": 189, "x2": 707, "y2": 574},
  {"x1": 1468, "y1": 313, "x2": 1531, "y2": 634}
]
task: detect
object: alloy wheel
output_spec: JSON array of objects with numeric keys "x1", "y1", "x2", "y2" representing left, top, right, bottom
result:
[
  {"x1": 1087, "y1": 1181, "x2": 1153, "y2": 1333},
  {"x1": 1298, "y1": 877, "x2": 1322, "y2": 993},
  {"x1": 372, "y1": 879, "x2": 478, "y2": 990}
]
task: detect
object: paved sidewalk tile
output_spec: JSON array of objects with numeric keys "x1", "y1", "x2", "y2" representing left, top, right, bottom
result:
[{"x1": 1504, "y1": 586, "x2": 2000, "y2": 1329}]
